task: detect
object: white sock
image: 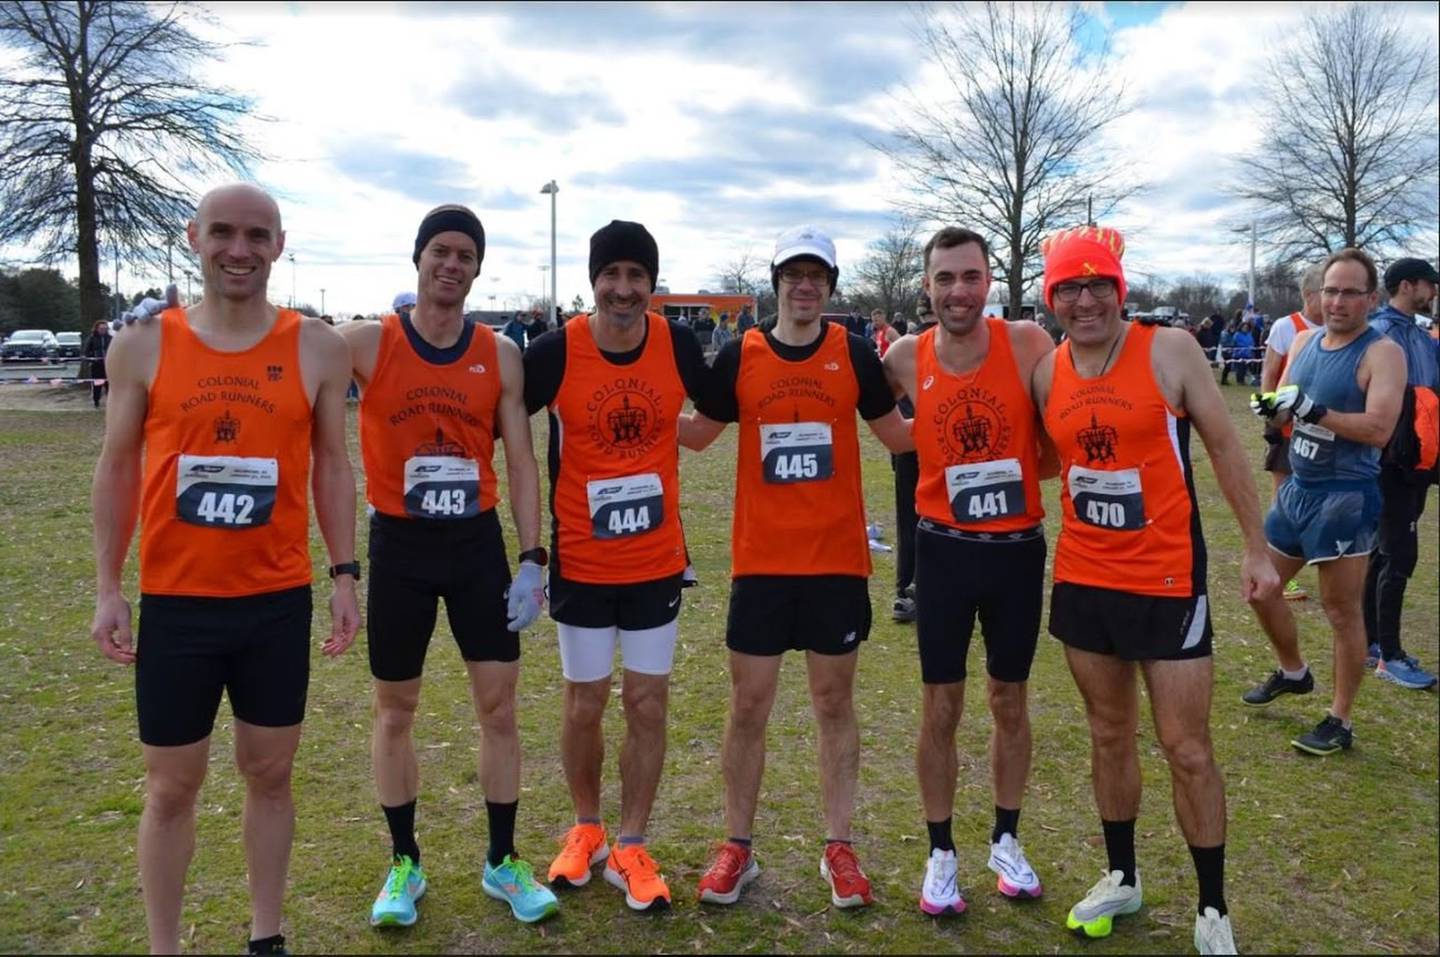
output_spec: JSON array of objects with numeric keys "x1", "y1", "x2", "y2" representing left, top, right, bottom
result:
[{"x1": 1281, "y1": 664, "x2": 1308, "y2": 681}]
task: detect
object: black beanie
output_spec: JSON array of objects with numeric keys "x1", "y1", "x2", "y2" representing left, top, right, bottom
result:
[
  {"x1": 588, "y1": 220, "x2": 658, "y2": 290},
  {"x1": 413, "y1": 205, "x2": 486, "y2": 268}
]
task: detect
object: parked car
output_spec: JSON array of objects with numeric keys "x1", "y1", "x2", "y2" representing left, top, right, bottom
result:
[
  {"x1": 55, "y1": 331, "x2": 83, "y2": 359},
  {"x1": 0, "y1": 329, "x2": 59, "y2": 362}
]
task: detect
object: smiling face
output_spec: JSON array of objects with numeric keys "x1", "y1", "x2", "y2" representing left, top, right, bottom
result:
[
  {"x1": 417, "y1": 231, "x2": 480, "y2": 308},
  {"x1": 776, "y1": 257, "x2": 832, "y2": 327},
  {"x1": 592, "y1": 260, "x2": 652, "y2": 328},
  {"x1": 925, "y1": 240, "x2": 991, "y2": 338},
  {"x1": 187, "y1": 184, "x2": 285, "y2": 303}
]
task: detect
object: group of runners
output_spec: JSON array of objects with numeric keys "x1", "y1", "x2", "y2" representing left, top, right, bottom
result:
[{"x1": 90, "y1": 182, "x2": 1421, "y2": 956}]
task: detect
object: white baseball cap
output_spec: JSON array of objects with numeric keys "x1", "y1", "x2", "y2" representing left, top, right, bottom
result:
[
  {"x1": 392, "y1": 291, "x2": 417, "y2": 310},
  {"x1": 772, "y1": 224, "x2": 837, "y2": 270}
]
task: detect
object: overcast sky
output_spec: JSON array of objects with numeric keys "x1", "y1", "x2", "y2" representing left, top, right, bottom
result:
[{"x1": 7, "y1": 1, "x2": 1440, "y2": 317}]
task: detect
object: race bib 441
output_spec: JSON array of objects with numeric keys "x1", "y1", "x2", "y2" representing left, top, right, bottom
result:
[
  {"x1": 176, "y1": 455, "x2": 277, "y2": 529},
  {"x1": 946, "y1": 457, "x2": 1025, "y2": 522}
]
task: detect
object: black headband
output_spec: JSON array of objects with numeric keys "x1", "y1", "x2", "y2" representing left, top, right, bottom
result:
[
  {"x1": 414, "y1": 205, "x2": 485, "y2": 268},
  {"x1": 588, "y1": 220, "x2": 658, "y2": 290}
]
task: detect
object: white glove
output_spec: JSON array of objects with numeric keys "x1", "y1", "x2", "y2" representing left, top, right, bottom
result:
[
  {"x1": 505, "y1": 561, "x2": 545, "y2": 633},
  {"x1": 113, "y1": 296, "x2": 168, "y2": 332}
]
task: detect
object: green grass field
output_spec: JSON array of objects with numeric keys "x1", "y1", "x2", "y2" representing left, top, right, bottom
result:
[{"x1": 0, "y1": 381, "x2": 1435, "y2": 955}]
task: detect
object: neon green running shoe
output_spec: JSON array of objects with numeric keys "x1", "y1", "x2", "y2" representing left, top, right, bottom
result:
[
  {"x1": 370, "y1": 854, "x2": 426, "y2": 927},
  {"x1": 483, "y1": 855, "x2": 559, "y2": 923},
  {"x1": 1065, "y1": 869, "x2": 1141, "y2": 938}
]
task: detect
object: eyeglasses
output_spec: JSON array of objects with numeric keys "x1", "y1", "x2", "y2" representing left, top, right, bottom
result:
[
  {"x1": 1053, "y1": 278, "x2": 1117, "y2": 303},
  {"x1": 1320, "y1": 286, "x2": 1370, "y2": 301},
  {"x1": 778, "y1": 266, "x2": 830, "y2": 286}
]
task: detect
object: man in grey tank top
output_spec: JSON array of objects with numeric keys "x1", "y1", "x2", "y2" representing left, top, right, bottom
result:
[{"x1": 1242, "y1": 248, "x2": 1406, "y2": 756}]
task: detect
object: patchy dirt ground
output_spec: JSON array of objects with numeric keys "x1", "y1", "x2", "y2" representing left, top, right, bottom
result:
[{"x1": 0, "y1": 384, "x2": 102, "y2": 412}]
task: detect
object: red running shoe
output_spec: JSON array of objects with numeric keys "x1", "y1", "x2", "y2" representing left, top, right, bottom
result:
[
  {"x1": 697, "y1": 841, "x2": 760, "y2": 905},
  {"x1": 820, "y1": 841, "x2": 873, "y2": 908}
]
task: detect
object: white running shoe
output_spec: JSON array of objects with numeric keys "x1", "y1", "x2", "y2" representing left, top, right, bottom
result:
[
  {"x1": 918, "y1": 848, "x2": 965, "y2": 915},
  {"x1": 987, "y1": 833, "x2": 1042, "y2": 898},
  {"x1": 1194, "y1": 906, "x2": 1238, "y2": 954},
  {"x1": 1065, "y1": 869, "x2": 1142, "y2": 938}
]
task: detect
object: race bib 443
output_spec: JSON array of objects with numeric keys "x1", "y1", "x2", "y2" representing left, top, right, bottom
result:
[
  {"x1": 176, "y1": 455, "x2": 278, "y2": 529},
  {"x1": 404, "y1": 456, "x2": 480, "y2": 519}
]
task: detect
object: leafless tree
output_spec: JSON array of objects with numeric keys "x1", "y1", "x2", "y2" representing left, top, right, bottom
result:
[
  {"x1": 0, "y1": 1, "x2": 263, "y2": 326},
  {"x1": 878, "y1": 2, "x2": 1137, "y2": 320},
  {"x1": 1232, "y1": 4, "x2": 1438, "y2": 263},
  {"x1": 850, "y1": 220, "x2": 924, "y2": 321},
  {"x1": 710, "y1": 248, "x2": 773, "y2": 314}
]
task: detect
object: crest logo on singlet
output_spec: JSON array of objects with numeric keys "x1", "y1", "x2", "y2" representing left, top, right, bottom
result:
[
  {"x1": 935, "y1": 387, "x2": 1011, "y2": 461},
  {"x1": 1077, "y1": 412, "x2": 1119, "y2": 465},
  {"x1": 415, "y1": 427, "x2": 465, "y2": 457},
  {"x1": 587, "y1": 380, "x2": 665, "y2": 458},
  {"x1": 214, "y1": 409, "x2": 240, "y2": 443},
  {"x1": 266, "y1": 364, "x2": 283, "y2": 382}
]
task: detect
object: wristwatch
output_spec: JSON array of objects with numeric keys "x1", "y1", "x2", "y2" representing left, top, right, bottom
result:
[
  {"x1": 328, "y1": 561, "x2": 362, "y2": 581},
  {"x1": 518, "y1": 547, "x2": 548, "y2": 567}
]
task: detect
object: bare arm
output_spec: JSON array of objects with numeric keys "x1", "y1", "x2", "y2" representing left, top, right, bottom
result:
[
  {"x1": 89, "y1": 324, "x2": 158, "y2": 664},
  {"x1": 679, "y1": 409, "x2": 728, "y2": 451},
  {"x1": 882, "y1": 334, "x2": 917, "y2": 401},
  {"x1": 1260, "y1": 342, "x2": 1286, "y2": 393},
  {"x1": 305, "y1": 321, "x2": 359, "y2": 657},
  {"x1": 495, "y1": 336, "x2": 540, "y2": 552},
  {"x1": 867, "y1": 407, "x2": 915, "y2": 454},
  {"x1": 1164, "y1": 330, "x2": 1279, "y2": 601},
  {"x1": 338, "y1": 318, "x2": 383, "y2": 385}
]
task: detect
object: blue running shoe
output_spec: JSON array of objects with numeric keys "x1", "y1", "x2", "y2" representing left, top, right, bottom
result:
[
  {"x1": 1365, "y1": 643, "x2": 1381, "y2": 669},
  {"x1": 483, "y1": 855, "x2": 559, "y2": 923},
  {"x1": 370, "y1": 855, "x2": 426, "y2": 927},
  {"x1": 1376, "y1": 655, "x2": 1438, "y2": 690}
]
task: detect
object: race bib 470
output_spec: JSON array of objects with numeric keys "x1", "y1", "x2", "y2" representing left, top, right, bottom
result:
[{"x1": 1067, "y1": 464, "x2": 1146, "y2": 531}]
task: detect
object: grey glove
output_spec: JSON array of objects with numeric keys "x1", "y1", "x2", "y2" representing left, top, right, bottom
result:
[{"x1": 505, "y1": 560, "x2": 545, "y2": 632}]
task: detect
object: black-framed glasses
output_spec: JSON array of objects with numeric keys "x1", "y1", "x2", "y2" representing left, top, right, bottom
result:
[
  {"x1": 1320, "y1": 286, "x2": 1369, "y2": 301},
  {"x1": 1053, "y1": 279, "x2": 1117, "y2": 303},
  {"x1": 778, "y1": 266, "x2": 830, "y2": 286}
]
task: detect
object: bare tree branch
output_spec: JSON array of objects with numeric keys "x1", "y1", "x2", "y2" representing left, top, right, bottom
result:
[
  {"x1": 0, "y1": 0, "x2": 267, "y2": 324},
  {"x1": 1230, "y1": 4, "x2": 1439, "y2": 264}
]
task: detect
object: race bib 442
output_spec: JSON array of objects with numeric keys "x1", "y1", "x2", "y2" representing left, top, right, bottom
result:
[{"x1": 176, "y1": 455, "x2": 278, "y2": 529}]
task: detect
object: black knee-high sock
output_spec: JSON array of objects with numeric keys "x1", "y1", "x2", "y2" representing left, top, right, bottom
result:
[
  {"x1": 1101, "y1": 818, "x2": 1136, "y2": 886},
  {"x1": 383, "y1": 800, "x2": 419, "y2": 863},
  {"x1": 487, "y1": 800, "x2": 518, "y2": 867},
  {"x1": 1189, "y1": 843, "x2": 1226, "y2": 917}
]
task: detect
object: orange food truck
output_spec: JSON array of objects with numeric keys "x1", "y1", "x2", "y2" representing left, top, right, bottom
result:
[{"x1": 649, "y1": 292, "x2": 756, "y2": 325}]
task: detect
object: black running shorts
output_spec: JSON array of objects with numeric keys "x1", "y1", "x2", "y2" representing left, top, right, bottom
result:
[
  {"x1": 136, "y1": 585, "x2": 312, "y2": 747},
  {"x1": 548, "y1": 571, "x2": 685, "y2": 631},
  {"x1": 367, "y1": 509, "x2": 516, "y2": 682},
  {"x1": 1048, "y1": 581, "x2": 1213, "y2": 661},
  {"x1": 915, "y1": 519, "x2": 1045, "y2": 684},
  {"x1": 726, "y1": 574, "x2": 871, "y2": 657}
]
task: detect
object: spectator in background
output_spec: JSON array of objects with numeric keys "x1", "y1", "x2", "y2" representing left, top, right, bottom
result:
[
  {"x1": 526, "y1": 308, "x2": 548, "y2": 344},
  {"x1": 892, "y1": 312, "x2": 909, "y2": 337},
  {"x1": 1195, "y1": 313, "x2": 1221, "y2": 363},
  {"x1": 1232, "y1": 321, "x2": 1257, "y2": 385},
  {"x1": 393, "y1": 290, "x2": 417, "y2": 320},
  {"x1": 711, "y1": 311, "x2": 735, "y2": 351},
  {"x1": 1219, "y1": 320, "x2": 1237, "y2": 385},
  {"x1": 83, "y1": 319, "x2": 112, "y2": 408},
  {"x1": 502, "y1": 312, "x2": 528, "y2": 352},
  {"x1": 737, "y1": 304, "x2": 755, "y2": 333},
  {"x1": 871, "y1": 309, "x2": 899, "y2": 356}
]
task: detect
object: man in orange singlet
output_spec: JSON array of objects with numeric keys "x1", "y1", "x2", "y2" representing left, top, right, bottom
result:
[
  {"x1": 682, "y1": 225, "x2": 913, "y2": 909},
  {"x1": 1031, "y1": 226, "x2": 1278, "y2": 955},
  {"x1": 340, "y1": 205, "x2": 556, "y2": 927},
  {"x1": 523, "y1": 221, "x2": 708, "y2": 912},
  {"x1": 882, "y1": 227, "x2": 1056, "y2": 916},
  {"x1": 90, "y1": 183, "x2": 359, "y2": 956}
]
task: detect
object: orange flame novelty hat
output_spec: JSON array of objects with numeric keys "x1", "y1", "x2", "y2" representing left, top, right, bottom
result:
[{"x1": 1041, "y1": 226, "x2": 1127, "y2": 309}]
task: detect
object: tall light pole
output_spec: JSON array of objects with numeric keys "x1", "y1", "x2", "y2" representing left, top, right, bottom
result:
[
  {"x1": 320, "y1": 287, "x2": 326, "y2": 315},
  {"x1": 540, "y1": 265, "x2": 550, "y2": 311},
  {"x1": 1247, "y1": 219, "x2": 1256, "y2": 310},
  {"x1": 540, "y1": 180, "x2": 558, "y2": 321},
  {"x1": 287, "y1": 252, "x2": 296, "y2": 308}
]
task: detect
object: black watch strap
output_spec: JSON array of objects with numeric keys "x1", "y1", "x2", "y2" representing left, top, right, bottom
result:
[
  {"x1": 329, "y1": 561, "x2": 362, "y2": 581},
  {"x1": 518, "y1": 547, "x2": 548, "y2": 567}
]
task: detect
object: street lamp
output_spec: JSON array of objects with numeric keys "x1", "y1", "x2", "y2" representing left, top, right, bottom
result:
[
  {"x1": 320, "y1": 287, "x2": 326, "y2": 315},
  {"x1": 540, "y1": 265, "x2": 550, "y2": 312},
  {"x1": 1236, "y1": 222, "x2": 1257, "y2": 310},
  {"x1": 287, "y1": 252, "x2": 296, "y2": 308},
  {"x1": 540, "y1": 180, "x2": 558, "y2": 320}
]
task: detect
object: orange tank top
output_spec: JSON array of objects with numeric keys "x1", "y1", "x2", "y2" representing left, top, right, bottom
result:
[
  {"x1": 914, "y1": 320, "x2": 1044, "y2": 532},
  {"x1": 550, "y1": 313, "x2": 686, "y2": 584},
  {"x1": 359, "y1": 314, "x2": 501, "y2": 519},
  {"x1": 1044, "y1": 322, "x2": 1205, "y2": 597},
  {"x1": 139, "y1": 308, "x2": 313, "y2": 597},
  {"x1": 731, "y1": 323, "x2": 869, "y2": 577}
]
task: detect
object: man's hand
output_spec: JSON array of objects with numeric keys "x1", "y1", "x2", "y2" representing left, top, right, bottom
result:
[
  {"x1": 505, "y1": 561, "x2": 546, "y2": 633},
  {"x1": 323, "y1": 578, "x2": 360, "y2": 657},
  {"x1": 1240, "y1": 548, "x2": 1281, "y2": 603},
  {"x1": 1251, "y1": 384, "x2": 1324, "y2": 424},
  {"x1": 91, "y1": 592, "x2": 136, "y2": 664}
]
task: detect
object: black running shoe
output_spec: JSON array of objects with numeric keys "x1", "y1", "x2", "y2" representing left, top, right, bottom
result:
[
  {"x1": 1241, "y1": 668, "x2": 1314, "y2": 706},
  {"x1": 1291, "y1": 715, "x2": 1352, "y2": 756},
  {"x1": 891, "y1": 595, "x2": 916, "y2": 623}
]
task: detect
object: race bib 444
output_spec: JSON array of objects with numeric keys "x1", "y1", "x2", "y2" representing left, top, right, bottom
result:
[{"x1": 586, "y1": 473, "x2": 664, "y2": 539}]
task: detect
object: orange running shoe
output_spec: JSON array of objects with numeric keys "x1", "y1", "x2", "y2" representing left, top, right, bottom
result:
[
  {"x1": 603, "y1": 842, "x2": 671, "y2": 911},
  {"x1": 821, "y1": 841, "x2": 873, "y2": 908},
  {"x1": 547, "y1": 822, "x2": 609, "y2": 888},
  {"x1": 697, "y1": 841, "x2": 760, "y2": 905}
]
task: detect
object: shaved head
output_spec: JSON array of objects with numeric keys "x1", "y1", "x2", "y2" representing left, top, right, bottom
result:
[{"x1": 194, "y1": 183, "x2": 282, "y2": 233}]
